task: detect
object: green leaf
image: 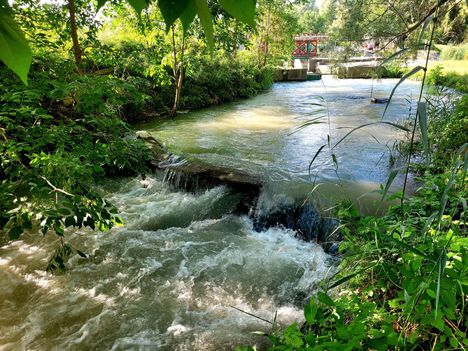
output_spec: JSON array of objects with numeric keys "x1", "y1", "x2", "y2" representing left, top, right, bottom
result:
[
  {"x1": 328, "y1": 264, "x2": 377, "y2": 290},
  {"x1": 382, "y1": 66, "x2": 425, "y2": 119},
  {"x1": 0, "y1": 7, "x2": 33, "y2": 85},
  {"x1": 54, "y1": 224, "x2": 64, "y2": 236},
  {"x1": 180, "y1": 0, "x2": 197, "y2": 32},
  {"x1": 417, "y1": 102, "x2": 430, "y2": 163},
  {"x1": 430, "y1": 317, "x2": 444, "y2": 331},
  {"x1": 308, "y1": 144, "x2": 326, "y2": 177},
  {"x1": 417, "y1": 15, "x2": 432, "y2": 46},
  {"x1": 290, "y1": 116, "x2": 325, "y2": 135},
  {"x1": 380, "y1": 48, "x2": 409, "y2": 66},
  {"x1": 381, "y1": 167, "x2": 405, "y2": 201},
  {"x1": 219, "y1": 0, "x2": 256, "y2": 28},
  {"x1": 435, "y1": 249, "x2": 446, "y2": 318},
  {"x1": 76, "y1": 250, "x2": 87, "y2": 258},
  {"x1": 386, "y1": 234, "x2": 435, "y2": 262},
  {"x1": 158, "y1": 0, "x2": 190, "y2": 30},
  {"x1": 126, "y1": 0, "x2": 149, "y2": 14},
  {"x1": 333, "y1": 122, "x2": 410, "y2": 149},
  {"x1": 304, "y1": 299, "x2": 318, "y2": 324},
  {"x1": 64, "y1": 216, "x2": 75, "y2": 227},
  {"x1": 331, "y1": 153, "x2": 338, "y2": 170},
  {"x1": 317, "y1": 292, "x2": 335, "y2": 306},
  {"x1": 283, "y1": 324, "x2": 304, "y2": 348},
  {"x1": 193, "y1": 0, "x2": 214, "y2": 50}
]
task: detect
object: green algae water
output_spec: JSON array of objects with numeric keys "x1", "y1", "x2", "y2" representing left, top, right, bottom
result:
[{"x1": 0, "y1": 77, "x2": 421, "y2": 350}]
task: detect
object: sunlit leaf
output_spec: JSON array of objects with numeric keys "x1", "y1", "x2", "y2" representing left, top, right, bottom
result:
[
  {"x1": 304, "y1": 299, "x2": 318, "y2": 324},
  {"x1": 0, "y1": 6, "x2": 32, "y2": 85},
  {"x1": 417, "y1": 15, "x2": 432, "y2": 46}
]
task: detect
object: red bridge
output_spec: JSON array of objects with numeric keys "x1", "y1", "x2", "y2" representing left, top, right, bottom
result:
[{"x1": 293, "y1": 33, "x2": 329, "y2": 58}]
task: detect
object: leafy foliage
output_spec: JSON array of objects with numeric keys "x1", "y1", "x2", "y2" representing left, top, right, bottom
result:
[
  {"x1": 0, "y1": 0, "x2": 276, "y2": 271},
  {"x1": 0, "y1": 57, "x2": 153, "y2": 268},
  {"x1": 0, "y1": 1, "x2": 32, "y2": 84},
  {"x1": 0, "y1": 0, "x2": 259, "y2": 83}
]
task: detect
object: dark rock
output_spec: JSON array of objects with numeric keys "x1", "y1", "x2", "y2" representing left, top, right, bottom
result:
[{"x1": 371, "y1": 97, "x2": 389, "y2": 104}]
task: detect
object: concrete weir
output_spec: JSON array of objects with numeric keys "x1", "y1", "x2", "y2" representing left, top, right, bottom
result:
[
  {"x1": 136, "y1": 131, "x2": 340, "y2": 249},
  {"x1": 275, "y1": 68, "x2": 308, "y2": 81}
]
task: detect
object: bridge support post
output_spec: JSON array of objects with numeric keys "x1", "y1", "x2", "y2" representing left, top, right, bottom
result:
[{"x1": 308, "y1": 59, "x2": 317, "y2": 73}]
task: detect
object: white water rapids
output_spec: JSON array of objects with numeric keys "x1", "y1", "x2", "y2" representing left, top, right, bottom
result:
[{"x1": 0, "y1": 177, "x2": 332, "y2": 350}]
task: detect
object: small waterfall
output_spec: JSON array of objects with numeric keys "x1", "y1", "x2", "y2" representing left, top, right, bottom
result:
[
  {"x1": 157, "y1": 158, "x2": 341, "y2": 253},
  {"x1": 162, "y1": 168, "x2": 199, "y2": 191}
]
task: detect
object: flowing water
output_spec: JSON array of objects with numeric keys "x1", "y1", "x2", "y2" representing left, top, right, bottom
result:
[
  {"x1": 140, "y1": 76, "x2": 421, "y2": 213},
  {"x1": 0, "y1": 77, "x2": 421, "y2": 350}
]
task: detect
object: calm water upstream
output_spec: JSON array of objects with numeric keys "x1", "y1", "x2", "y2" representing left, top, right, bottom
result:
[{"x1": 0, "y1": 77, "x2": 421, "y2": 350}]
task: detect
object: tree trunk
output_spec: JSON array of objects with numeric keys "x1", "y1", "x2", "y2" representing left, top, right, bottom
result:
[
  {"x1": 67, "y1": 0, "x2": 82, "y2": 69},
  {"x1": 169, "y1": 25, "x2": 185, "y2": 118},
  {"x1": 262, "y1": 5, "x2": 271, "y2": 68}
]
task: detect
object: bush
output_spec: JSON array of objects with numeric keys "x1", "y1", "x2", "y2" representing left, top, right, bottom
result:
[
  {"x1": 0, "y1": 59, "x2": 153, "y2": 270},
  {"x1": 180, "y1": 56, "x2": 274, "y2": 109},
  {"x1": 431, "y1": 96, "x2": 468, "y2": 167},
  {"x1": 439, "y1": 43, "x2": 468, "y2": 61},
  {"x1": 426, "y1": 65, "x2": 468, "y2": 93}
]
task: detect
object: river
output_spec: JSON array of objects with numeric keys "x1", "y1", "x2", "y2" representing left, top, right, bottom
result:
[{"x1": 0, "y1": 77, "x2": 421, "y2": 350}]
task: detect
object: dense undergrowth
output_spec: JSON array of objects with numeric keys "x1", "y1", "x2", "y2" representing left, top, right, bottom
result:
[
  {"x1": 239, "y1": 97, "x2": 467, "y2": 350},
  {"x1": 0, "y1": 49, "x2": 273, "y2": 269}
]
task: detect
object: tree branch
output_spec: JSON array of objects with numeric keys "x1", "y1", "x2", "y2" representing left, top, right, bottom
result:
[{"x1": 41, "y1": 176, "x2": 74, "y2": 197}]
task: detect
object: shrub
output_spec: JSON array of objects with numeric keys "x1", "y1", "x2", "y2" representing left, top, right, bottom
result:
[
  {"x1": 0, "y1": 60, "x2": 153, "y2": 270},
  {"x1": 439, "y1": 43, "x2": 468, "y2": 61}
]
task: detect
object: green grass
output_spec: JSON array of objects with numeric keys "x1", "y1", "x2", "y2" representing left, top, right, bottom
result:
[
  {"x1": 408, "y1": 60, "x2": 468, "y2": 93},
  {"x1": 436, "y1": 43, "x2": 468, "y2": 61},
  {"x1": 427, "y1": 60, "x2": 468, "y2": 75}
]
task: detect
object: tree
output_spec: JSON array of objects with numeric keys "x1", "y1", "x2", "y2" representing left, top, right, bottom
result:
[
  {"x1": 169, "y1": 23, "x2": 186, "y2": 116},
  {"x1": 255, "y1": 0, "x2": 300, "y2": 67},
  {"x1": 67, "y1": 0, "x2": 83, "y2": 67},
  {"x1": 326, "y1": 0, "x2": 459, "y2": 52},
  {"x1": 0, "y1": 0, "x2": 257, "y2": 84}
]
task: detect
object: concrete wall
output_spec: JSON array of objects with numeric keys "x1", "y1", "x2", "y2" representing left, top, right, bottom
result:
[{"x1": 275, "y1": 68, "x2": 308, "y2": 81}]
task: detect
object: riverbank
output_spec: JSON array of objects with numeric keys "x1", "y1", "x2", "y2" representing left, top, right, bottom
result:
[{"x1": 380, "y1": 57, "x2": 468, "y2": 93}]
